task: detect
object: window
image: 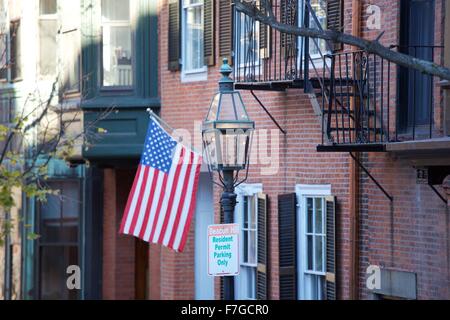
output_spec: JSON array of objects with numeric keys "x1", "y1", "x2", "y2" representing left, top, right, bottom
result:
[
  {"x1": 235, "y1": 10, "x2": 260, "y2": 79},
  {"x1": 37, "y1": 180, "x2": 81, "y2": 300},
  {"x1": 296, "y1": 184, "x2": 331, "y2": 300},
  {"x1": 308, "y1": 0, "x2": 327, "y2": 57},
  {"x1": 101, "y1": 0, "x2": 133, "y2": 87},
  {"x1": 39, "y1": 0, "x2": 57, "y2": 76},
  {"x1": 234, "y1": 184, "x2": 262, "y2": 300},
  {"x1": 61, "y1": 0, "x2": 81, "y2": 93},
  {"x1": 182, "y1": 0, "x2": 206, "y2": 79},
  {"x1": 9, "y1": 19, "x2": 20, "y2": 80}
]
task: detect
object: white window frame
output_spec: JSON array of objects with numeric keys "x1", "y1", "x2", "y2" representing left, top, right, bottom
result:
[
  {"x1": 296, "y1": 184, "x2": 331, "y2": 300},
  {"x1": 181, "y1": 0, "x2": 207, "y2": 83},
  {"x1": 297, "y1": 0, "x2": 331, "y2": 70},
  {"x1": 100, "y1": 0, "x2": 135, "y2": 88},
  {"x1": 234, "y1": 183, "x2": 262, "y2": 300}
]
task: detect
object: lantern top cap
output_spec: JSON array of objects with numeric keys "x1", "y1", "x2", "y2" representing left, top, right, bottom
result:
[{"x1": 219, "y1": 58, "x2": 233, "y2": 92}]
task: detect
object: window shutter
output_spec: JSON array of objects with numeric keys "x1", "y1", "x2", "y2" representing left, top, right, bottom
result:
[
  {"x1": 280, "y1": 0, "x2": 297, "y2": 57},
  {"x1": 204, "y1": 0, "x2": 215, "y2": 66},
  {"x1": 258, "y1": 0, "x2": 270, "y2": 59},
  {"x1": 168, "y1": 0, "x2": 180, "y2": 71},
  {"x1": 326, "y1": 0, "x2": 343, "y2": 51},
  {"x1": 219, "y1": 0, "x2": 233, "y2": 64},
  {"x1": 325, "y1": 195, "x2": 337, "y2": 300},
  {"x1": 278, "y1": 193, "x2": 297, "y2": 300},
  {"x1": 256, "y1": 193, "x2": 268, "y2": 299}
]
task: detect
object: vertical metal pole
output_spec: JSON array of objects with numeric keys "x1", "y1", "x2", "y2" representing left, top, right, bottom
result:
[
  {"x1": 220, "y1": 170, "x2": 236, "y2": 300},
  {"x1": 303, "y1": 0, "x2": 310, "y2": 92},
  {"x1": 3, "y1": 210, "x2": 12, "y2": 300}
]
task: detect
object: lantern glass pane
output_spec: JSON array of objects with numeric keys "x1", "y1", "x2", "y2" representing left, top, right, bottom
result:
[
  {"x1": 232, "y1": 93, "x2": 249, "y2": 121},
  {"x1": 206, "y1": 93, "x2": 220, "y2": 121},
  {"x1": 203, "y1": 130, "x2": 221, "y2": 170},
  {"x1": 217, "y1": 93, "x2": 235, "y2": 121}
]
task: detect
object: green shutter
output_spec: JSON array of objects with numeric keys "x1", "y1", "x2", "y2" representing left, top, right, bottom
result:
[
  {"x1": 257, "y1": 193, "x2": 268, "y2": 299},
  {"x1": 325, "y1": 195, "x2": 337, "y2": 300},
  {"x1": 278, "y1": 193, "x2": 297, "y2": 300},
  {"x1": 168, "y1": 0, "x2": 180, "y2": 71},
  {"x1": 203, "y1": 0, "x2": 215, "y2": 66},
  {"x1": 326, "y1": 0, "x2": 343, "y2": 51},
  {"x1": 219, "y1": 0, "x2": 233, "y2": 64}
]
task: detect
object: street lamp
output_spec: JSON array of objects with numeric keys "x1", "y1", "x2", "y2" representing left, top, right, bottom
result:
[{"x1": 202, "y1": 58, "x2": 255, "y2": 300}]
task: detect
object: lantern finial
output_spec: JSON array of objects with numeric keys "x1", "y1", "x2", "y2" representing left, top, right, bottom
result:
[{"x1": 219, "y1": 58, "x2": 233, "y2": 92}]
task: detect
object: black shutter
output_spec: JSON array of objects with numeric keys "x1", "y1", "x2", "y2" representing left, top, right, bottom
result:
[
  {"x1": 204, "y1": 0, "x2": 215, "y2": 66},
  {"x1": 219, "y1": 0, "x2": 233, "y2": 64},
  {"x1": 256, "y1": 193, "x2": 268, "y2": 299},
  {"x1": 278, "y1": 193, "x2": 297, "y2": 300},
  {"x1": 280, "y1": 0, "x2": 297, "y2": 57},
  {"x1": 259, "y1": 0, "x2": 270, "y2": 59},
  {"x1": 325, "y1": 196, "x2": 337, "y2": 300},
  {"x1": 168, "y1": 0, "x2": 180, "y2": 71},
  {"x1": 326, "y1": 0, "x2": 343, "y2": 51}
]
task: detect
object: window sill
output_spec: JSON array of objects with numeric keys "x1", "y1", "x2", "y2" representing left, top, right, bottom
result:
[{"x1": 181, "y1": 67, "x2": 208, "y2": 83}]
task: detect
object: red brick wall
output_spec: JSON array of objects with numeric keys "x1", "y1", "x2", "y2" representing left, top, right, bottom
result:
[
  {"x1": 158, "y1": 0, "x2": 352, "y2": 300},
  {"x1": 103, "y1": 169, "x2": 137, "y2": 299},
  {"x1": 356, "y1": 0, "x2": 450, "y2": 299}
]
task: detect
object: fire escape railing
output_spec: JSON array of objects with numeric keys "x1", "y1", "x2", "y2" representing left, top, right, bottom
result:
[{"x1": 233, "y1": 1, "x2": 445, "y2": 149}]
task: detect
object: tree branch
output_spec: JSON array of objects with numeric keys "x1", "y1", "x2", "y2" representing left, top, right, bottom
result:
[{"x1": 235, "y1": 0, "x2": 450, "y2": 81}]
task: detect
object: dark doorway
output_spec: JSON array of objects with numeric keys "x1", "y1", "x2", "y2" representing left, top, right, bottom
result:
[{"x1": 398, "y1": 0, "x2": 435, "y2": 135}]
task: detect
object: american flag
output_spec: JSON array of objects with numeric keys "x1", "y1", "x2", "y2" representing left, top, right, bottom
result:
[{"x1": 119, "y1": 118, "x2": 202, "y2": 252}]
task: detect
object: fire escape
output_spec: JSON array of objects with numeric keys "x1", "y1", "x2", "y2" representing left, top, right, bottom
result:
[{"x1": 234, "y1": 0, "x2": 449, "y2": 201}]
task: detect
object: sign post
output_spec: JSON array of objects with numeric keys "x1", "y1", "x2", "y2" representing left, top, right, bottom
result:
[{"x1": 208, "y1": 224, "x2": 239, "y2": 276}]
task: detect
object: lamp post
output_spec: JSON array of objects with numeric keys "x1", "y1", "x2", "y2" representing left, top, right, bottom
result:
[{"x1": 202, "y1": 58, "x2": 255, "y2": 300}]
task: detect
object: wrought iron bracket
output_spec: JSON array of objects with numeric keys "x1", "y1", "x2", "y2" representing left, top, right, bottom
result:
[
  {"x1": 349, "y1": 152, "x2": 393, "y2": 202},
  {"x1": 428, "y1": 184, "x2": 447, "y2": 204},
  {"x1": 250, "y1": 90, "x2": 287, "y2": 135}
]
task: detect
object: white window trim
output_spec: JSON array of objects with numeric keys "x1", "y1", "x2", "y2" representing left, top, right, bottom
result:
[
  {"x1": 181, "y1": 0, "x2": 207, "y2": 83},
  {"x1": 295, "y1": 184, "x2": 331, "y2": 300},
  {"x1": 234, "y1": 183, "x2": 262, "y2": 300}
]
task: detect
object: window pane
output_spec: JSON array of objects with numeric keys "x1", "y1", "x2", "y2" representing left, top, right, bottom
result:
[
  {"x1": 62, "y1": 31, "x2": 81, "y2": 92},
  {"x1": 249, "y1": 195, "x2": 256, "y2": 230},
  {"x1": 61, "y1": 182, "x2": 80, "y2": 242},
  {"x1": 40, "y1": 246, "x2": 78, "y2": 299},
  {"x1": 248, "y1": 230, "x2": 256, "y2": 265},
  {"x1": 39, "y1": 19, "x2": 57, "y2": 76},
  {"x1": 40, "y1": 0, "x2": 56, "y2": 15},
  {"x1": 102, "y1": 26, "x2": 133, "y2": 86},
  {"x1": 10, "y1": 20, "x2": 21, "y2": 80},
  {"x1": 238, "y1": 13, "x2": 259, "y2": 67},
  {"x1": 102, "y1": 0, "x2": 130, "y2": 21},
  {"x1": 315, "y1": 235, "x2": 323, "y2": 272},
  {"x1": 243, "y1": 196, "x2": 248, "y2": 228},
  {"x1": 307, "y1": 197, "x2": 313, "y2": 233},
  {"x1": 185, "y1": 4, "x2": 204, "y2": 71},
  {"x1": 243, "y1": 230, "x2": 248, "y2": 263},
  {"x1": 40, "y1": 188, "x2": 62, "y2": 243},
  {"x1": 314, "y1": 198, "x2": 323, "y2": 234},
  {"x1": 309, "y1": 0, "x2": 327, "y2": 55},
  {"x1": 0, "y1": 34, "x2": 6, "y2": 80},
  {"x1": 307, "y1": 235, "x2": 313, "y2": 270}
]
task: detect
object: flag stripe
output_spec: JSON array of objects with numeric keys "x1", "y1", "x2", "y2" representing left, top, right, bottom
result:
[
  {"x1": 157, "y1": 147, "x2": 187, "y2": 244},
  {"x1": 119, "y1": 165, "x2": 142, "y2": 233},
  {"x1": 149, "y1": 145, "x2": 182, "y2": 243},
  {"x1": 128, "y1": 166, "x2": 150, "y2": 235},
  {"x1": 132, "y1": 167, "x2": 156, "y2": 236},
  {"x1": 177, "y1": 155, "x2": 202, "y2": 252},
  {"x1": 122, "y1": 165, "x2": 145, "y2": 234},
  {"x1": 138, "y1": 168, "x2": 160, "y2": 239},
  {"x1": 163, "y1": 150, "x2": 194, "y2": 247},
  {"x1": 147, "y1": 172, "x2": 169, "y2": 242}
]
